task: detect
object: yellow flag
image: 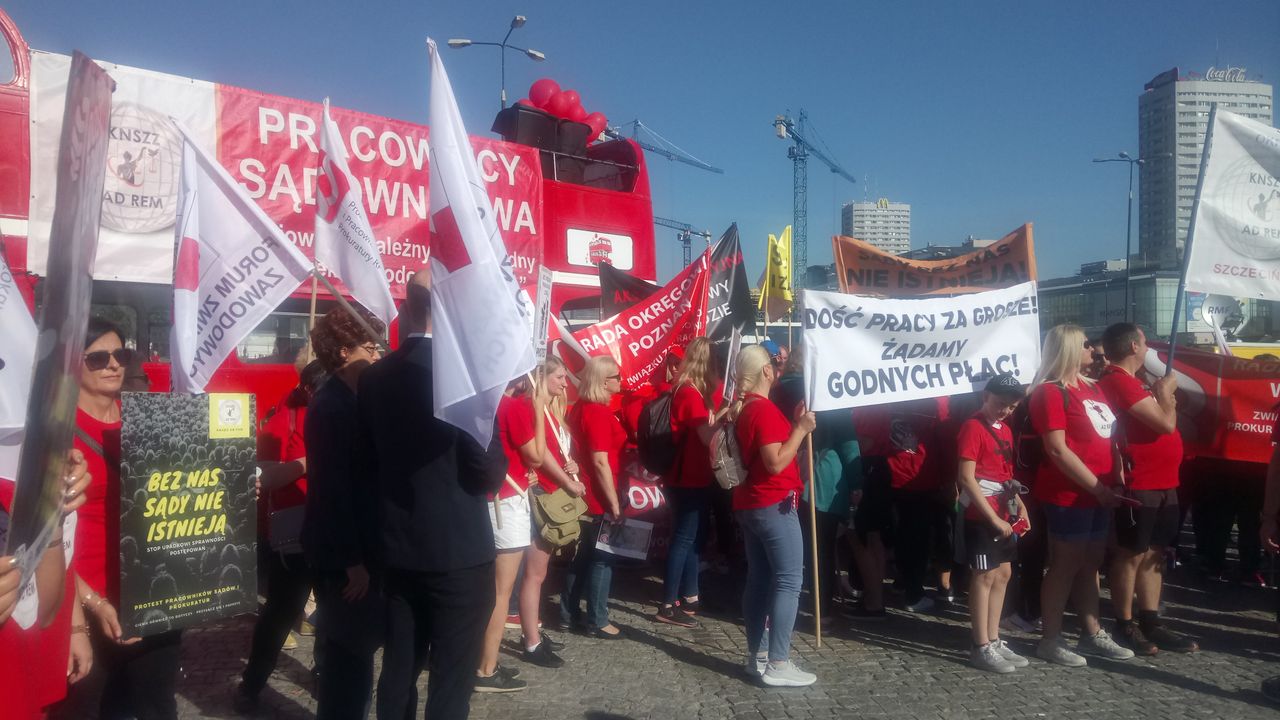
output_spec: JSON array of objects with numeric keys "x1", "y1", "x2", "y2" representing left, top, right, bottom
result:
[{"x1": 758, "y1": 226, "x2": 793, "y2": 321}]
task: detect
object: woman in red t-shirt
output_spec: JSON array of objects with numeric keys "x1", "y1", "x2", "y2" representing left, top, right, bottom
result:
[
  {"x1": 1029, "y1": 324, "x2": 1131, "y2": 668},
  {"x1": 656, "y1": 338, "x2": 722, "y2": 628},
  {"x1": 235, "y1": 359, "x2": 326, "y2": 710},
  {"x1": 559, "y1": 356, "x2": 627, "y2": 638},
  {"x1": 53, "y1": 318, "x2": 186, "y2": 720},
  {"x1": 729, "y1": 345, "x2": 817, "y2": 687}
]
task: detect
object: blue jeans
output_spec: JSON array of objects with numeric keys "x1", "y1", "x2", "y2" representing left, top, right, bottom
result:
[
  {"x1": 560, "y1": 518, "x2": 615, "y2": 629},
  {"x1": 663, "y1": 486, "x2": 710, "y2": 604},
  {"x1": 738, "y1": 498, "x2": 803, "y2": 662}
]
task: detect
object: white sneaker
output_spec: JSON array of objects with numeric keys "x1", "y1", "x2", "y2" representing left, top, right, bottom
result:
[
  {"x1": 971, "y1": 643, "x2": 1016, "y2": 673},
  {"x1": 1077, "y1": 629, "x2": 1135, "y2": 660},
  {"x1": 744, "y1": 651, "x2": 767, "y2": 677},
  {"x1": 761, "y1": 660, "x2": 817, "y2": 687},
  {"x1": 1036, "y1": 637, "x2": 1087, "y2": 667},
  {"x1": 991, "y1": 639, "x2": 1030, "y2": 668},
  {"x1": 904, "y1": 596, "x2": 935, "y2": 613}
]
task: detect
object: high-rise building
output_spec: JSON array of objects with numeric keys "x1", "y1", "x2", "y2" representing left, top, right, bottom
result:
[
  {"x1": 841, "y1": 198, "x2": 911, "y2": 255},
  {"x1": 1139, "y1": 66, "x2": 1273, "y2": 267}
]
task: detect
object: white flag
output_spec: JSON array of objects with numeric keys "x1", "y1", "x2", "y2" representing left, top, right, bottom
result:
[
  {"x1": 170, "y1": 122, "x2": 312, "y2": 394},
  {"x1": 427, "y1": 39, "x2": 536, "y2": 446},
  {"x1": 315, "y1": 99, "x2": 398, "y2": 325},
  {"x1": 0, "y1": 252, "x2": 36, "y2": 480},
  {"x1": 1185, "y1": 109, "x2": 1280, "y2": 300}
]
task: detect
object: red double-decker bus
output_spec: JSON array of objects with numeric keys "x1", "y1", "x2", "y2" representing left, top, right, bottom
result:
[{"x1": 0, "y1": 9, "x2": 656, "y2": 412}]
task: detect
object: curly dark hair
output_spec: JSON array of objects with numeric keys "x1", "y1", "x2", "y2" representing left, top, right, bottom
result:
[{"x1": 310, "y1": 307, "x2": 385, "y2": 372}]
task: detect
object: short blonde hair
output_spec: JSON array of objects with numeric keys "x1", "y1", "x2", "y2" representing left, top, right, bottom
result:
[
  {"x1": 728, "y1": 344, "x2": 773, "y2": 419},
  {"x1": 579, "y1": 355, "x2": 619, "y2": 404}
]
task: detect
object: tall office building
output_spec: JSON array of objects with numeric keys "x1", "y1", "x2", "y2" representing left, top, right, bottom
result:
[
  {"x1": 1139, "y1": 66, "x2": 1273, "y2": 267},
  {"x1": 841, "y1": 198, "x2": 911, "y2": 255}
]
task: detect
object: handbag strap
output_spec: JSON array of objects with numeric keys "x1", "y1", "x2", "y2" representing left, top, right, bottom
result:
[
  {"x1": 74, "y1": 426, "x2": 104, "y2": 458},
  {"x1": 504, "y1": 474, "x2": 528, "y2": 499}
]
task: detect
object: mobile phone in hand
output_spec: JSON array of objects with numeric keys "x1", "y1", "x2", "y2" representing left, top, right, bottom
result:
[{"x1": 1009, "y1": 517, "x2": 1030, "y2": 536}]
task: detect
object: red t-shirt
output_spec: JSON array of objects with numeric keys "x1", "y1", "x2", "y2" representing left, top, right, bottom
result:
[
  {"x1": 853, "y1": 400, "x2": 941, "y2": 491},
  {"x1": 956, "y1": 414, "x2": 1014, "y2": 520},
  {"x1": 668, "y1": 382, "x2": 723, "y2": 489},
  {"x1": 257, "y1": 399, "x2": 309, "y2": 536},
  {"x1": 529, "y1": 399, "x2": 570, "y2": 494},
  {"x1": 72, "y1": 407, "x2": 122, "y2": 601},
  {"x1": 733, "y1": 393, "x2": 802, "y2": 510},
  {"x1": 1030, "y1": 382, "x2": 1117, "y2": 508},
  {"x1": 0, "y1": 484, "x2": 71, "y2": 715},
  {"x1": 1098, "y1": 366, "x2": 1182, "y2": 491},
  {"x1": 567, "y1": 400, "x2": 627, "y2": 515},
  {"x1": 496, "y1": 394, "x2": 536, "y2": 499}
]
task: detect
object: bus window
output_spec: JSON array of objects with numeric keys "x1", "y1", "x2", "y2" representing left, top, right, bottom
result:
[
  {"x1": 237, "y1": 312, "x2": 310, "y2": 365},
  {"x1": 0, "y1": 30, "x2": 13, "y2": 86}
]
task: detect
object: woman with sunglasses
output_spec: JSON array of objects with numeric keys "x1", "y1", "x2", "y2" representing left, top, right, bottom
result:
[
  {"x1": 560, "y1": 356, "x2": 627, "y2": 639},
  {"x1": 52, "y1": 318, "x2": 187, "y2": 720}
]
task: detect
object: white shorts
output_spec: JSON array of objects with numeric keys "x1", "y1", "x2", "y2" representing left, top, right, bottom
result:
[{"x1": 489, "y1": 493, "x2": 532, "y2": 550}]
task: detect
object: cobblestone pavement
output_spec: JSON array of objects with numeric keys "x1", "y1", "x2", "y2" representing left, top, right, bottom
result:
[{"x1": 177, "y1": 562, "x2": 1280, "y2": 720}]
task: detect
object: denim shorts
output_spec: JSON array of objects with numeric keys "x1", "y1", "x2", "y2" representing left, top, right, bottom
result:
[{"x1": 1042, "y1": 503, "x2": 1111, "y2": 542}]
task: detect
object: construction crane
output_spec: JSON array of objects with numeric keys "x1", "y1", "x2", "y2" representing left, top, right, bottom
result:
[
  {"x1": 605, "y1": 120, "x2": 724, "y2": 174},
  {"x1": 654, "y1": 216, "x2": 711, "y2": 266},
  {"x1": 774, "y1": 110, "x2": 856, "y2": 289}
]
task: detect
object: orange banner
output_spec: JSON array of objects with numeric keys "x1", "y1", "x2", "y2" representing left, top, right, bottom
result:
[{"x1": 833, "y1": 224, "x2": 1037, "y2": 297}]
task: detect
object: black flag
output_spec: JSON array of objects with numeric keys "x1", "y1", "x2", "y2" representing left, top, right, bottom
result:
[
  {"x1": 598, "y1": 261, "x2": 660, "y2": 318},
  {"x1": 707, "y1": 223, "x2": 755, "y2": 342}
]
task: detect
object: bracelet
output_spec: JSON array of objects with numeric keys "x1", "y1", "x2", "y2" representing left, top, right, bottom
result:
[{"x1": 71, "y1": 623, "x2": 90, "y2": 635}]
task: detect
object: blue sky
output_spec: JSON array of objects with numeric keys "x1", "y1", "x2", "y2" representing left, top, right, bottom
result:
[{"x1": 6, "y1": 0, "x2": 1279, "y2": 282}]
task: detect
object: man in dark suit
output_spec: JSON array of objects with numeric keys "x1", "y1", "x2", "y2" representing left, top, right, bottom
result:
[{"x1": 359, "y1": 274, "x2": 506, "y2": 720}]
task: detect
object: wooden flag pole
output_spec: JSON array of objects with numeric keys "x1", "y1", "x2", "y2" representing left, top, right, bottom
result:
[
  {"x1": 312, "y1": 269, "x2": 390, "y2": 352},
  {"x1": 1166, "y1": 102, "x2": 1217, "y2": 371},
  {"x1": 305, "y1": 260, "x2": 319, "y2": 363},
  {"x1": 806, "y1": 433, "x2": 821, "y2": 647}
]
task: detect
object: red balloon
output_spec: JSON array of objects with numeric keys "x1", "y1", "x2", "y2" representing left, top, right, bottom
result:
[
  {"x1": 584, "y1": 112, "x2": 608, "y2": 138},
  {"x1": 528, "y1": 78, "x2": 560, "y2": 108},
  {"x1": 544, "y1": 91, "x2": 574, "y2": 118},
  {"x1": 561, "y1": 89, "x2": 581, "y2": 108},
  {"x1": 567, "y1": 103, "x2": 588, "y2": 123},
  {"x1": 514, "y1": 98, "x2": 535, "y2": 108}
]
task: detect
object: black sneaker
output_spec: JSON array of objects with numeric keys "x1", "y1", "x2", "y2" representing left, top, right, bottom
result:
[
  {"x1": 655, "y1": 604, "x2": 699, "y2": 628},
  {"x1": 841, "y1": 605, "x2": 887, "y2": 622},
  {"x1": 522, "y1": 632, "x2": 565, "y2": 652},
  {"x1": 473, "y1": 671, "x2": 528, "y2": 693},
  {"x1": 496, "y1": 664, "x2": 520, "y2": 679},
  {"x1": 231, "y1": 684, "x2": 259, "y2": 715},
  {"x1": 1263, "y1": 675, "x2": 1280, "y2": 703},
  {"x1": 1142, "y1": 623, "x2": 1199, "y2": 653},
  {"x1": 678, "y1": 597, "x2": 702, "y2": 615},
  {"x1": 522, "y1": 640, "x2": 566, "y2": 668},
  {"x1": 1116, "y1": 621, "x2": 1158, "y2": 656}
]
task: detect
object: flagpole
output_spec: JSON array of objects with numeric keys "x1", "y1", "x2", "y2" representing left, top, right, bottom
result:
[
  {"x1": 305, "y1": 259, "x2": 319, "y2": 363},
  {"x1": 312, "y1": 268, "x2": 390, "y2": 352},
  {"x1": 1166, "y1": 103, "x2": 1217, "y2": 372},
  {"x1": 799, "y1": 289, "x2": 820, "y2": 646}
]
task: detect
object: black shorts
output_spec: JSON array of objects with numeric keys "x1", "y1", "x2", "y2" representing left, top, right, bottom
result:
[
  {"x1": 854, "y1": 457, "x2": 894, "y2": 543},
  {"x1": 1114, "y1": 488, "x2": 1180, "y2": 552},
  {"x1": 963, "y1": 519, "x2": 1016, "y2": 571}
]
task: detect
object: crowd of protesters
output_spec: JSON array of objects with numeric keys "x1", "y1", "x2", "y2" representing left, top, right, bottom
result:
[{"x1": 5, "y1": 290, "x2": 1280, "y2": 717}]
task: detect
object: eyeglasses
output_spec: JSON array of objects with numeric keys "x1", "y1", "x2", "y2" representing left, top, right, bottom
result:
[
  {"x1": 83, "y1": 348, "x2": 135, "y2": 371},
  {"x1": 606, "y1": 374, "x2": 621, "y2": 381},
  {"x1": 359, "y1": 343, "x2": 381, "y2": 356}
]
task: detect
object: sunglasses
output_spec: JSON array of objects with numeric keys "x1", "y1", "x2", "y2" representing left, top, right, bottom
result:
[
  {"x1": 606, "y1": 374, "x2": 621, "y2": 381},
  {"x1": 83, "y1": 348, "x2": 135, "y2": 371}
]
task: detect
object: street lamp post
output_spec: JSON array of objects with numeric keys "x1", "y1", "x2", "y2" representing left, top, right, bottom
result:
[
  {"x1": 1093, "y1": 151, "x2": 1171, "y2": 324},
  {"x1": 447, "y1": 15, "x2": 546, "y2": 111}
]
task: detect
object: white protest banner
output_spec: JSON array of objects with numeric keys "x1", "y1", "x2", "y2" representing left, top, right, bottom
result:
[
  {"x1": 1184, "y1": 110, "x2": 1280, "y2": 300},
  {"x1": 170, "y1": 124, "x2": 313, "y2": 394},
  {"x1": 314, "y1": 99, "x2": 398, "y2": 326},
  {"x1": 533, "y1": 265, "x2": 554, "y2": 363},
  {"x1": 802, "y1": 282, "x2": 1041, "y2": 411}
]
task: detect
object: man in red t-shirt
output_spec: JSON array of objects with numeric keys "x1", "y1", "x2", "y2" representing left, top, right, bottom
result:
[{"x1": 1099, "y1": 323, "x2": 1197, "y2": 655}]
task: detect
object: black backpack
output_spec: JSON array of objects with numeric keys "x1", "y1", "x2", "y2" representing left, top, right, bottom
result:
[
  {"x1": 1013, "y1": 383, "x2": 1069, "y2": 475},
  {"x1": 637, "y1": 389, "x2": 677, "y2": 475}
]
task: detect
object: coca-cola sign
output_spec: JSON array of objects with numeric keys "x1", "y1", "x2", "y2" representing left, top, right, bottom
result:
[{"x1": 1205, "y1": 66, "x2": 1248, "y2": 82}]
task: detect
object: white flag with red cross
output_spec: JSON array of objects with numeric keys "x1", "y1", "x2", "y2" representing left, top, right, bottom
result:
[
  {"x1": 427, "y1": 39, "x2": 536, "y2": 446},
  {"x1": 314, "y1": 99, "x2": 398, "y2": 326},
  {"x1": 170, "y1": 122, "x2": 312, "y2": 394}
]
